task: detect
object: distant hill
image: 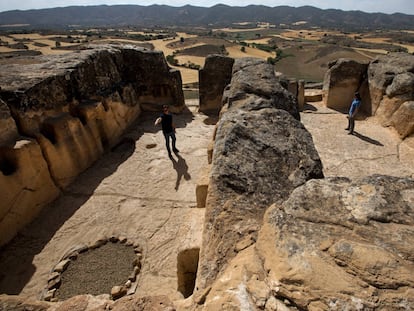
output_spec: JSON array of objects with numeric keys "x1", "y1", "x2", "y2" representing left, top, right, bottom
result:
[{"x1": 1, "y1": 4, "x2": 414, "y2": 31}]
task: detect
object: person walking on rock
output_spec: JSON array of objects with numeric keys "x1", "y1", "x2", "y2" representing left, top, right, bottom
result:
[
  {"x1": 346, "y1": 92, "x2": 361, "y2": 135},
  {"x1": 155, "y1": 105, "x2": 179, "y2": 158}
]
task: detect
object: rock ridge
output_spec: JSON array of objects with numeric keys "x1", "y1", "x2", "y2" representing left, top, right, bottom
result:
[{"x1": 0, "y1": 44, "x2": 185, "y2": 247}]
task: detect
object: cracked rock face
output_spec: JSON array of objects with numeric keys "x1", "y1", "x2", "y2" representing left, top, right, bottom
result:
[
  {"x1": 0, "y1": 44, "x2": 185, "y2": 247},
  {"x1": 199, "y1": 55, "x2": 234, "y2": 113},
  {"x1": 197, "y1": 58, "x2": 323, "y2": 290},
  {"x1": 256, "y1": 175, "x2": 414, "y2": 310}
]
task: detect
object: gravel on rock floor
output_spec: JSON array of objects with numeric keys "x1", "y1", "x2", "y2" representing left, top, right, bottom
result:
[{"x1": 55, "y1": 242, "x2": 137, "y2": 300}]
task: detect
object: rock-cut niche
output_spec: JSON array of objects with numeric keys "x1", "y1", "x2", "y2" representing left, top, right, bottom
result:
[{"x1": 177, "y1": 248, "x2": 200, "y2": 298}]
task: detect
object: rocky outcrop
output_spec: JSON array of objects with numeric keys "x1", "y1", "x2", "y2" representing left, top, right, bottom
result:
[
  {"x1": 0, "y1": 44, "x2": 185, "y2": 247},
  {"x1": 255, "y1": 175, "x2": 414, "y2": 310},
  {"x1": 323, "y1": 53, "x2": 414, "y2": 139},
  {"x1": 193, "y1": 55, "x2": 414, "y2": 311},
  {"x1": 0, "y1": 99, "x2": 18, "y2": 144},
  {"x1": 322, "y1": 58, "x2": 369, "y2": 113},
  {"x1": 196, "y1": 58, "x2": 323, "y2": 291},
  {"x1": 369, "y1": 53, "x2": 414, "y2": 138},
  {"x1": 197, "y1": 175, "x2": 414, "y2": 310},
  {"x1": 199, "y1": 55, "x2": 234, "y2": 113}
]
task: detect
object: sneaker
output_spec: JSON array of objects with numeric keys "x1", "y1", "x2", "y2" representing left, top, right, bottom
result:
[{"x1": 348, "y1": 131, "x2": 353, "y2": 135}]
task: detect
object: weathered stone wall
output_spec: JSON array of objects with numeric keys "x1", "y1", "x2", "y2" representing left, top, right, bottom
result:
[
  {"x1": 196, "y1": 58, "x2": 323, "y2": 291},
  {"x1": 0, "y1": 44, "x2": 185, "y2": 247},
  {"x1": 198, "y1": 55, "x2": 234, "y2": 114},
  {"x1": 322, "y1": 58, "x2": 369, "y2": 113},
  {"x1": 323, "y1": 53, "x2": 414, "y2": 139},
  {"x1": 368, "y1": 53, "x2": 414, "y2": 139},
  {"x1": 192, "y1": 56, "x2": 414, "y2": 311}
]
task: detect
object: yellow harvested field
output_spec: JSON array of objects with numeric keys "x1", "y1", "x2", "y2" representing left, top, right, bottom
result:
[
  {"x1": 280, "y1": 29, "x2": 341, "y2": 41},
  {"x1": 354, "y1": 47, "x2": 388, "y2": 55},
  {"x1": 244, "y1": 38, "x2": 271, "y2": 44},
  {"x1": 176, "y1": 32, "x2": 197, "y2": 39},
  {"x1": 98, "y1": 38, "x2": 148, "y2": 45},
  {"x1": 402, "y1": 45, "x2": 414, "y2": 53},
  {"x1": 23, "y1": 43, "x2": 71, "y2": 55},
  {"x1": 0, "y1": 47, "x2": 20, "y2": 52},
  {"x1": 173, "y1": 66, "x2": 199, "y2": 84},
  {"x1": 360, "y1": 37, "x2": 391, "y2": 44},
  {"x1": 271, "y1": 34, "x2": 293, "y2": 41},
  {"x1": 10, "y1": 33, "x2": 55, "y2": 40},
  {"x1": 227, "y1": 45, "x2": 274, "y2": 59},
  {"x1": 0, "y1": 36, "x2": 15, "y2": 44},
  {"x1": 151, "y1": 39, "x2": 175, "y2": 55},
  {"x1": 213, "y1": 27, "x2": 263, "y2": 33},
  {"x1": 175, "y1": 55, "x2": 205, "y2": 67},
  {"x1": 34, "y1": 39, "x2": 58, "y2": 46}
]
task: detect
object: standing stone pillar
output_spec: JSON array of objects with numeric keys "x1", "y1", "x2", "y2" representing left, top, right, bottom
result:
[
  {"x1": 298, "y1": 80, "x2": 305, "y2": 111},
  {"x1": 288, "y1": 78, "x2": 298, "y2": 98},
  {"x1": 199, "y1": 55, "x2": 234, "y2": 114}
]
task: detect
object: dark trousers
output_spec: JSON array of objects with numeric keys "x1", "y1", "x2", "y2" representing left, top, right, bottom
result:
[
  {"x1": 163, "y1": 131, "x2": 177, "y2": 154},
  {"x1": 347, "y1": 116, "x2": 355, "y2": 133}
]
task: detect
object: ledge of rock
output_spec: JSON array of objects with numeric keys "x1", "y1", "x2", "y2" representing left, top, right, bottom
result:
[
  {"x1": 0, "y1": 44, "x2": 185, "y2": 247},
  {"x1": 196, "y1": 58, "x2": 323, "y2": 290},
  {"x1": 322, "y1": 52, "x2": 414, "y2": 139}
]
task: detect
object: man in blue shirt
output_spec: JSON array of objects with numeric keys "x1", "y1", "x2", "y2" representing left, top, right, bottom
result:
[
  {"x1": 155, "y1": 105, "x2": 179, "y2": 158},
  {"x1": 346, "y1": 92, "x2": 361, "y2": 135}
]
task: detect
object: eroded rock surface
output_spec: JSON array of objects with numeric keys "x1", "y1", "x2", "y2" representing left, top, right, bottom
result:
[
  {"x1": 197, "y1": 58, "x2": 323, "y2": 290},
  {"x1": 323, "y1": 52, "x2": 414, "y2": 139},
  {"x1": 199, "y1": 55, "x2": 234, "y2": 113},
  {"x1": 256, "y1": 175, "x2": 414, "y2": 310},
  {"x1": 322, "y1": 58, "x2": 369, "y2": 113},
  {"x1": 0, "y1": 44, "x2": 185, "y2": 246}
]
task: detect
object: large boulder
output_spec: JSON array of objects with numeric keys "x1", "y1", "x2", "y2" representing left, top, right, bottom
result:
[
  {"x1": 0, "y1": 99, "x2": 18, "y2": 145},
  {"x1": 390, "y1": 101, "x2": 414, "y2": 139},
  {"x1": 368, "y1": 52, "x2": 414, "y2": 114},
  {"x1": 368, "y1": 53, "x2": 414, "y2": 138},
  {"x1": 197, "y1": 175, "x2": 414, "y2": 310},
  {"x1": 196, "y1": 58, "x2": 323, "y2": 290},
  {"x1": 199, "y1": 55, "x2": 234, "y2": 113},
  {"x1": 256, "y1": 175, "x2": 414, "y2": 310},
  {"x1": 222, "y1": 57, "x2": 300, "y2": 120},
  {"x1": 322, "y1": 58, "x2": 369, "y2": 113}
]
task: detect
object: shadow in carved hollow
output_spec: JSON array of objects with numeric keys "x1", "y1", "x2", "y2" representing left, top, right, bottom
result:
[
  {"x1": 0, "y1": 127, "x2": 139, "y2": 295},
  {"x1": 0, "y1": 107, "x2": 197, "y2": 295},
  {"x1": 171, "y1": 153, "x2": 191, "y2": 191},
  {"x1": 353, "y1": 132, "x2": 384, "y2": 146},
  {"x1": 0, "y1": 136, "x2": 139, "y2": 295}
]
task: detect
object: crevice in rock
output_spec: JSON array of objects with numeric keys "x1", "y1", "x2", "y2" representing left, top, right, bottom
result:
[
  {"x1": 0, "y1": 153, "x2": 17, "y2": 176},
  {"x1": 39, "y1": 123, "x2": 57, "y2": 145},
  {"x1": 177, "y1": 248, "x2": 199, "y2": 298}
]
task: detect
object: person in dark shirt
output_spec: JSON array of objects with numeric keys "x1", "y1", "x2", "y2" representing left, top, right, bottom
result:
[{"x1": 154, "y1": 105, "x2": 179, "y2": 157}]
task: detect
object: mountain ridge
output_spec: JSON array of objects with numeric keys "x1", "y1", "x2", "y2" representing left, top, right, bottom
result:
[{"x1": 1, "y1": 4, "x2": 413, "y2": 30}]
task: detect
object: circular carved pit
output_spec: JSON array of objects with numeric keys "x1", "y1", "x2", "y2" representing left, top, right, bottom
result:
[{"x1": 43, "y1": 237, "x2": 143, "y2": 302}]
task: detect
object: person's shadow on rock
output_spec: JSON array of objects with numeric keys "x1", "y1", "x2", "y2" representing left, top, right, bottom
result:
[{"x1": 171, "y1": 153, "x2": 191, "y2": 190}]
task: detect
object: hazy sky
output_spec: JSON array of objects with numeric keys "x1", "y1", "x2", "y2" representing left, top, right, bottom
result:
[{"x1": 0, "y1": 0, "x2": 413, "y2": 15}]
